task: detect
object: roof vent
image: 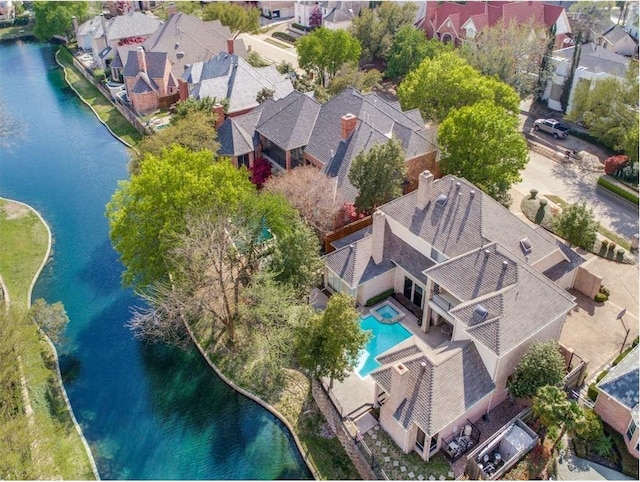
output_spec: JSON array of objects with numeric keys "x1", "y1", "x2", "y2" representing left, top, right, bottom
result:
[
  {"x1": 473, "y1": 304, "x2": 489, "y2": 321},
  {"x1": 520, "y1": 237, "x2": 532, "y2": 255},
  {"x1": 349, "y1": 244, "x2": 354, "y2": 250},
  {"x1": 484, "y1": 249, "x2": 491, "y2": 258},
  {"x1": 435, "y1": 194, "x2": 448, "y2": 207},
  {"x1": 456, "y1": 182, "x2": 461, "y2": 190},
  {"x1": 175, "y1": 41, "x2": 179, "y2": 48},
  {"x1": 470, "y1": 190, "x2": 475, "y2": 197},
  {"x1": 420, "y1": 361, "x2": 427, "y2": 369},
  {"x1": 502, "y1": 260, "x2": 509, "y2": 270},
  {"x1": 176, "y1": 51, "x2": 184, "y2": 58}
]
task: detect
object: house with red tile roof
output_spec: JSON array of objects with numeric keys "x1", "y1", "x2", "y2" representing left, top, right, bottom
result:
[{"x1": 421, "y1": 1, "x2": 571, "y2": 49}]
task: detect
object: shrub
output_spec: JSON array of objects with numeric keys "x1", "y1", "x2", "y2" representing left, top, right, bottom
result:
[
  {"x1": 593, "y1": 434, "x2": 613, "y2": 457},
  {"x1": 616, "y1": 248, "x2": 625, "y2": 258},
  {"x1": 595, "y1": 369, "x2": 609, "y2": 382},
  {"x1": 597, "y1": 176, "x2": 640, "y2": 205},
  {"x1": 612, "y1": 345, "x2": 634, "y2": 366},
  {"x1": 599, "y1": 285, "x2": 611, "y2": 296},
  {"x1": 273, "y1": 31, "x2": 297, "y2": 44},
  {"x1": 601, "y1": 239, "x2": 609, "y2": 249},
  {"x1": 575, "y1": 408, "x2": 604, "y2": 441},
  {"x1": 609, "y1": 242, "x2": 616, "y2": 250},
  {"x1": 530, "y1": 189, "x2": 539, "y2": 199},
  {"x1": 594, "y1": 292, "x2": 608, "y2": 302},
  {"x1": 587, "y1": 383, "x2": 599, "y2": 402},
  {"x1": 246, "y1": 51, "x2": 271, "y2": 68},
  {"x1": 365, "y1": 289, "x2": 394, "y2": 307},
  {"x1": 249, "y1": 156, "x2": 272, "y2": 189},
  {"x1": 93, "y1": 68, "x2": 106, "y2": 82},
  {"x1": 554, "y1": 201, "x2": 598, "y2": 249},
  {"x1": 539, "y1": 198, "x2": 548, "y2": 207},
  {"x1": 508, "y1": 341, "x2": 566, "y2": 399}
]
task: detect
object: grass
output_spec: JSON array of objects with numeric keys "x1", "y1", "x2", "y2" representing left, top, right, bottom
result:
[
  {"x1": 597, "y1": 176, "x2": 639, "y2": 206},
  {"x1": 0, "y1": 22, "x2": 34, "y2": 40},
  {"x1": 0, "y1": 199, "x2": 95, "y2": 479},
  {"x1": 55, "y1": 47, "x2": 142, "y2": 147},
  {"x1": 263, "y1": 37, "x2": 294, "y2": 49}
]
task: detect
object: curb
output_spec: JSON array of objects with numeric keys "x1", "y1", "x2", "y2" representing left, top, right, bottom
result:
[{"x1": 1, "y1": 196, "x2": 101, "y2": 480}]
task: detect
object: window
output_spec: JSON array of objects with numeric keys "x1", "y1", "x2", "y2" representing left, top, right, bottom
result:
[
  {"x1": 429, "y1": 433, "x2": 439, "y2": 453},
  {"x1": 237, "y1": 154, "x2": 249, "y2": 168},
  {"x1": 404, "y1": 277, "x2": 413, "y2": 299},
  {"x1": 413, "y1": 285, "x2": 423, "y2": 308},
  {"x1": 627, "y1": 420, "x2": 636, "y2": 441},
  {"x1": 416, "y1": 427, "x2": 426, "y2": 451},
  {"x1": 327, "y1": 269, "x2": 354, "y2": 298}
]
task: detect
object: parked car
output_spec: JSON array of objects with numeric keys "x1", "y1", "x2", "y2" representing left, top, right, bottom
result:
[{"x1": 533, "y1": 119, "x2": 570, "y2": 139}]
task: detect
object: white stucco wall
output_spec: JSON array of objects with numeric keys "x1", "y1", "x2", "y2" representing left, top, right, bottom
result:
[{"x1": 357, "y1": 269, "x2": 396, "y2": 306}]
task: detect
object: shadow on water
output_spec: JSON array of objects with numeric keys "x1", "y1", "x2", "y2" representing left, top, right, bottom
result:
[{"x1": 78, "y1": 239, "x2": 123, "y2": 298}]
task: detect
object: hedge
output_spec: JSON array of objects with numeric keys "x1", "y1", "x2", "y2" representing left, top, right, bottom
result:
[
  {"x1": 594, "y1": 292, "x2": 608, "y2": 303},
  {"x1": 272, "y1": 31, "x2": 297, "y2": 44},
  {"x1": 569, "y1": 128, "x2": 605, "y2": 147},
  {"x1": 587, "y1": 383, "x2": 599, "y2": 402},
  {"x1": 291, "y1": 22, "x2": 312, "y2": 32},
  {"x1": 597, "y1": 176, "x2": 640, "y2": 205},
  {"x1": 365, "y1": 289, "x2": 394, "y2": 307}
]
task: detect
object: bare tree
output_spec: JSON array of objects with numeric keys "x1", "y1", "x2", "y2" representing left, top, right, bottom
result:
[{"x1": 263, "y1": 165, "x2": 342, "y2": 236}]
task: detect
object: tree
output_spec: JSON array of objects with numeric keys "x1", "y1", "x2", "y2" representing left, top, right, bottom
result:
[
  {"x1": 398, "y1": 52, "x2": 520, "y2": 123},
  {"x1": 309, "y1": 5, "x2": 322, "y2": 28},
  {"x1": 438, "y1": 100, "x2": 528, "y2": 206},
  {"x1": 249, "y1": 156, "x2": 273, "y2": 188},
  {"x1": 107, "y1": 146, "x2": 254, "y2": 290},
  {"x1": 575, "y1": 408, "x2": 605, "y2": 441},
  {"x1": 508, "y1": 341, "x2": 566, "y2": 399},
  {"x1": 201, "y1": 1, "x2": 261, "y2": 39},
  {"x1": 386, "y1": 26, "x2": 451, "y2": 79},
  {"x1": 256, "y1": 87, "x2": 275, "y2": 104},
  {"x1": 29, "y1": 299, "x2": 69, "y2": 344},
  {"x1": 460, "y1": 19, "x2": 551, "y2": 98},
  {"x1": 263, "y1": 165, "x2": 343, "y2": 236},
  {"x1": 554, "y1": 202, "x2": 599, "y2": 249},
  {"x1": 326, "y1": 62, "x2": 382, "y2": 96},
  {"x1": 296, "y1": 27, "x2": 362, "y2": 86},
  {"x1": 171, "y1": 97, "x2": 227, "y2": 122},
  {"x1": 533, "y1": 385, "x2": 585, "y2": 449},
  {"x1": 33, "y1": 1, "x2": 88, "y2": 41},
  {"x1": 569, "y1": 1, "x2": 614, "y2": 42},
  {"x1": 296, "y1": 292, "x2": 368, "y2": 387},
  {"x1": 350, "y1": 2, "x2": 418, "y2": 62},
  {"x1": 246, "y1": 51, "x2": 271, "y2": 68},
  {"x1": 349, "y1": 137, "x2": 407, "y2": 214},
  {"x1": 130, "y1": 109, "x2": 221, "y2": 174},
  {"x1": 624, "y1": 118, "x2": 639, "y2": 166}
]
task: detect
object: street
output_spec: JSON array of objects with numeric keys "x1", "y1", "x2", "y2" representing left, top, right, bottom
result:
[{"x1": 238, "y1": 31, "x2": 299, "y2": 67}]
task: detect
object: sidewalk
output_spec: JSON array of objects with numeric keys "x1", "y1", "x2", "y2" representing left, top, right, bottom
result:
[{"x1": 556, "y1": 437, "x2": 633, "y2": 481}]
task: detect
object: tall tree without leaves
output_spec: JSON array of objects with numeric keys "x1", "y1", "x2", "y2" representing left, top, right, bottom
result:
[
  {"x1": 349, "y1": 137, "x2": 407, "y2": 214},
  {"x1": 33, "y1": 1, "x2": 88, "y2": 41},
  {"x1": 202, "y1": 1, "x2": 261, "y2": 38},
  {"x1": 438, "y1": 100, "x2": 528, "y2": 206}
]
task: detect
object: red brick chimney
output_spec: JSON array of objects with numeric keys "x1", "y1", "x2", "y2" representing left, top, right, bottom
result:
[
  {"x1": 178, "y1": 78, "x2": 189, "y2": 102},
  {"x1": 213, "y1": 104, "x2": 225, "y2": 129},
  {"x1": 340, "y1": 113, "x2": 357, "y2": 139},
  {"x1": 227, "y1": 39, "x2": 235, "y2": 55},
  {"x1": 136, "y1": 46, "x2": 147, "y2": 73}
]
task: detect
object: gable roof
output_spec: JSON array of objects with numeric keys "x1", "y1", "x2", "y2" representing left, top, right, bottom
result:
[
  {"x1": 218, "y1": 108, "x2": 263, "y2": 156},
  {"x1": 77, "y1": 15, "x2": 102, "y2": 37},
  {"x1": 106, "y1": 11, "x2": 162, "y2": 41},
  {"x1": 603, "y1": 24, "x2": 637, "y2": 45},
  {"x1": 183, "y1": 52, "x2": 294, "y2": 114},
  {"x1": 371, "y1": 340, "x2": 495, "y2": 436},
  {"x1": 553, "y1": 42, "x2": 630, "y2": 77},
  {"x1": 322, "y1": 1, "x2": 363, "y2": 24},
  {"x1": 142, "y1": 13, "x2": 247, "y2": 78},
  {"x1": 123, "y1": 49, "x2": 171, "y2": 79},
  {"x1": 598, "y1": 345, "x2": 639, "y2": 422},
  {"x1": 131, "y1": 73, "x2": 158, "y2": 93}
]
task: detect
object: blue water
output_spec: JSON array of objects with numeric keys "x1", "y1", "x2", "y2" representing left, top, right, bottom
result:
[
  {"x1": 374, "y1": 304, "x2": 400, "y2": 320},
  {"x1": 357, "y1": 315, "x2": 412, "y2": 377},
  {"x1": 0, "y1": 41, "x2": 311, "y2": 480}
]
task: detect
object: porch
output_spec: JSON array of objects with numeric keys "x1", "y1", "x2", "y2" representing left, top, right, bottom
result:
[{"x1": 262, "y1": 144, "x2": 304, "y2": 170}]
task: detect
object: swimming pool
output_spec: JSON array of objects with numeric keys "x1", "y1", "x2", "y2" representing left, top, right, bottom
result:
[
  {"x1": 356, "y1": 315, "x2": 412, "y2": 377},
  {"x1": 374, "y1": 303, "x2": 400, "y2": 320}
]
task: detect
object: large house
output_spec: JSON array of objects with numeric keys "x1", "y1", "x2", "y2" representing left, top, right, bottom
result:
[
  {"x1": 294, "y1": 1, "x2": 365, "y2": 30},
  {"x1": 421, "y1": 1, "x2": 571, "y2": 48},
  {"x1": 217, "y1": 87, "x2": 438, "y2": 203},
  {"x1": 597, "y1": 25, "x2": 638, "y2": 57},
  {"x1": 595, "y1": 345, "x2": 639, "y2": 459},
  {"x1": 323, "y1": 171, "x2": 580, "y2": 459},
  {"x1": 542, "y1": 42, "x2": 632, "y2": 112}
]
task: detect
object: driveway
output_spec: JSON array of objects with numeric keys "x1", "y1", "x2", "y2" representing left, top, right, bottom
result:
[{"x1": 238, "y1": 28, "x2": 299, "y2": 67}]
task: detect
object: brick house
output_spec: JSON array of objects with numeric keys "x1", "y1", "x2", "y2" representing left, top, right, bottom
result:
[
  {"x1": 595, "y1": 345, "x2": 639, "y2": 459},
  {"x1": 323, "y1": 171, "x2": 580, "y2": 460},
  {"x1": 217, "y1": 87, "x2": 438, "y2": 203},
  {"x1": 421, "y1": 0, "x2": 571, "y2": 49}
]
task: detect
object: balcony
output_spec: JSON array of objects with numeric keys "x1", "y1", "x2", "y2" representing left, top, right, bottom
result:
[{"x1": 431, "y1": 293, "x2": 456, "y2": 312}]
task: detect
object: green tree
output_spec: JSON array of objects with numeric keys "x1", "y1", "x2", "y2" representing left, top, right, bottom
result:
[
  {"x1": 533, "y1": 385, "x2": 585, "y2": 448},
  {"x1": 508, "y1": 341, "x2": 566, "y2": 399},
  {"x1": 246, "y1": 51, "x2": 271, "y2": 68},
  {"x1": 624, "y1": 117, "x2": 639, "y2": 166},
  {"x1": 171, "y1": 97, "x2": 226, "y2": 122},
  {"x1": 350, "y1": 2, "x2": 418, "y2": 62},
  {"x1": 33, "y1": 1, "x2": 88, "y2": 41},
  {"x1": 296, "y1": 292, "x2": 369, "y2": 387},
  {"x1": 326, "y1": 63, "x2": 382, "y2": 96},
  {"x1": 107, "y1": 145, "x2": 253, "y2": 290},
  {"x1": 131, "y1": 109, "x2": 221, "y2": 174},
  {"x1": 29, "y1": 299, "x2": 69, "y2": 344},
  {"x1": 575, "y1": 408, "x2": 605, "y2": 441},
  {"x1": 349, "y1": 137, "x2": 407, "y2": 214},
  {"x1": 201, "y1": 1, "x2": 261, "y2": 38},
  {"x1": 398, "y1": 52, "x2": 520, "y2": 123},
  {"x1": 256, "y1": 87, "x2": 275, "y2": 104},
  {"x1": 386, "y1": 26, "x2": 451, "y2": 79},
  {"x1": 296, "y1": 27, "x2": 362, "y2": 86},
  {"x1": 553, "y1": 202, "x2": 599, "y2": 249},
  {"x1": 438, "y1": 101, "x2": 528, "y2": 206},
  {"x1": 460, "y1": 19, "x2": 551, "y2": 98}
]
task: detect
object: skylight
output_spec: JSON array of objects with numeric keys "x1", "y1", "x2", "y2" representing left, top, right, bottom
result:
[
  {"x1": 473, "y1": 304, "x2": 489, "y2": 321},
  {"x1": 435, "y1": 194, "x2": 448, "y2": 207},
  {"x1": 520, "y1": 237, "x2": 532, "y2": 255}
]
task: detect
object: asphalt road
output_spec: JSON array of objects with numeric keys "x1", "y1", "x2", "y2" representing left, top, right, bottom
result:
[
  {"x1": 238, "y1": 32, "x2": 299, "y2": 67},
  {"x1": 514, "y1": 149, "x2": 639, "y2": 241}
]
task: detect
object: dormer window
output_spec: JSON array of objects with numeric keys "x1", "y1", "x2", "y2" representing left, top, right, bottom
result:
[{"x1": 520, "y1": 237, "x2": 532, "y2": 255}]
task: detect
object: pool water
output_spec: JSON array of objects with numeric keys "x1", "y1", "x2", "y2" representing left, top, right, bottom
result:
[
  {"x1": 375, "y1": 303, "x2": 400, "y2": 320},
  {"x1": 357, "y1": 315, "x2": 412, "y2": 377}
]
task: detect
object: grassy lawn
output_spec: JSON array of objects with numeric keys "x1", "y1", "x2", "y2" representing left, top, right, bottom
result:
[
  {"x1": 0, "y1": 199, "x2": 96, "y2": 480},
  {"x1": 55, "y1": 47, "x2": 142, "y2": 147},
  {"x1": 191, "y1": 318, "x2": 361, "y2": 480},
  {"x1": 0, "y1": 23, "x2": 34, "y2": 40},
  {"x1": 263, "y1": 37, "x2": 295, "y2": 49},
  {"x1": 521, "y1": 195, "x2": 634, "y2": 262}
]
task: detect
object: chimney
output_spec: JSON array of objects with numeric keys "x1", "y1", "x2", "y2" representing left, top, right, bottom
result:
[
  {"x1": 178, "y1": 78, "x2": 189, "y2": 102},
  {"x1": 167, "y1": 2, "x2": 177, "y2": 17},
  {"x1": 136, "y1": 46, "x2": 147, "y2": 73},
  {"x1": 72, "y1": 16, "x2": 79, "y2": 35},
  {"x1": 227, "y1": 38, "x2": 235, "y2": 55},
  {"x1": 213, "y1": 104, "x2": 225, "y2": 129},
  {"x1": 389, "y1": 362, "x2": 410, "y2": 412},
  {"x1": 416, "y1": 170, "x2": 434, "y2": 210},
  {"x1": 100, "y1": 14, "x2": 109, "y2": 43},
  {"x1": 341, "y1": 113, "x2": 357, "y2": 139},
  {"x1": 372, "y1": 210, "x2": 385, "y2": 264}
]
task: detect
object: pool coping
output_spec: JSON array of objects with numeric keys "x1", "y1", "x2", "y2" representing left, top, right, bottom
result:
[{"x1": 369, "y1": 299, "x2": 406, "y2": 324}]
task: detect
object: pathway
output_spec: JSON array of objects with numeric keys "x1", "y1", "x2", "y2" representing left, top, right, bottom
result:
[{"x1": 556, "y1": 436, "x2": 633, "y2": 480}]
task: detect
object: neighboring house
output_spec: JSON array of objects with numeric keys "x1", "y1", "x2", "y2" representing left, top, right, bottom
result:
[
  {"x1": 595, "y1": 345, "x2": 639, "y2": 459},
  {"x1": 597, "y1": 25, "x2": 638, "y2": 57},
  {"x1": 122, "y1": 46, "x2": 178, "y2": 115},
  {"x1": 217, "y1": 87, "x2": 438, "y2": 203},
  {"x1": 323, "y1": 171, "x2": 579, "y2": 459},
  {"x1": 421, "y1": 0, "x2": 571, "y2": 48},
  {"x1": 0, "y1": 1, "x2": 15, "y2": 21},
  {"x1": 542, "y1": 42, "x2": 631, "y2": 112},
  {"x1": 180, "y1": 52, "x2": 294, "y2": 117},
  {"x1": 294, "y1": 1, "x2": 365, "y2": 30},
  {"x1": 258, "y1": 1, "x2": 296, "y2": 19}
]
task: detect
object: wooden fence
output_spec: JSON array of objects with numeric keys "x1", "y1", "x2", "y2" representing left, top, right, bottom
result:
[{"x1": 323, "y1": 215, "x2": 372, "y2": 253}]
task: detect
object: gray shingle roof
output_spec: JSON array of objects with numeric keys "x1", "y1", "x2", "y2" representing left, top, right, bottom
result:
[
  {"x1": 324, "y1": 235, "x2": 395, "y2": 288},
  {"x1": 142, "y1": 13, "x2": 247, "y2": 78},
  {"x1": 123, "y1": 49, "x2": 170, "y2": 79},
  {"x1": 554, "y1": 43, "x2": 629, "y2": 77},
  {"x1": 598, "y1": 345, "x2": 639, "y2": 417},
  {"x1": 603, "y1": 25, "x2": 635, "y2": 44},
  {"x1": 77, "y1": 15, "x2": 101, "y2": 37},
  {"x1": 105, "y1": 12, "x2": 162, "y2": 41},
  {"x1": 217, "y1": 108, "x2": 262, "y2": 156},
  {"x1": 371, "y1": 341, "x2": 495, "y2": 435},
  {"x1": 131, "y1": 74, "x2": 157, "y2": 93}
]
